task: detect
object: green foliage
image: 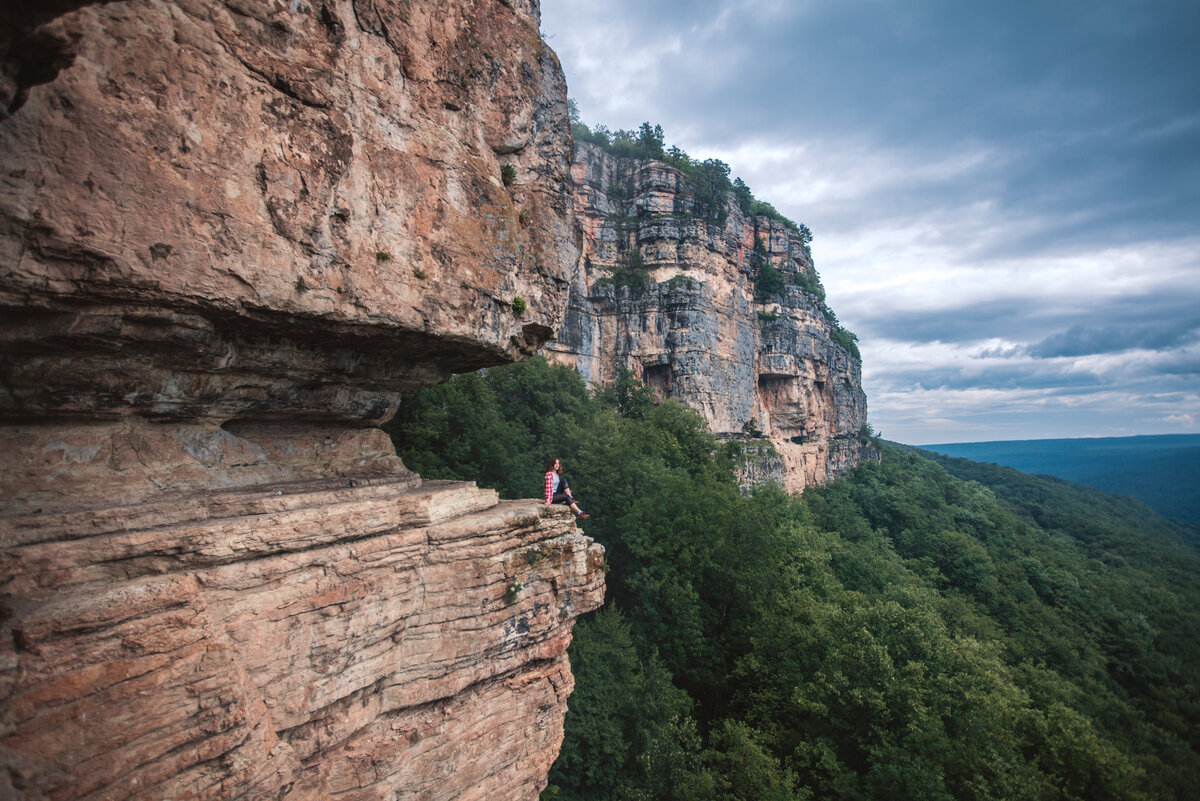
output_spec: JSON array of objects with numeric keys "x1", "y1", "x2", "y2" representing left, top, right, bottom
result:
[
  {"x1": 572, "y1": 119, "x2": 666, "y2": 162},
  {"x1": 512, "y1": 296, "x2": 527, "y2": 316},
  {"x1": 733, "y1": 176, "x2": 806, "y2": 238},
  {"x1": 663, "y1": 144, "x2": 692, "y2": 171},
  {"x1": 596, "y1": 368, "x2": 655, "y2": 420},
  {"x1": 666, "y1": 274, "x2": 701, "y2": 291},
  {"x1": 637, "y1": 122, "x2": 666, "y2": 160},
  {"x1": 755, "y1": 264, "x2": 786, "y2": 301},
  {"x1": 732, "y1": 177, "x2": 754, "y2": 216},
  {"x1": 593, "y1": 262, "x2": 650, "y2": 291},
  {"x1": 385, "y1": 356, "x2": 590, "y2": 500},
  {"x1": 546, "y1": 607, "x2": 694, "y2": 800},
  {"x1": 687, "y1": 158, "x2": 732, "y2": 225},
  {"x1": 501, "y1": 163, "x2": 517, "y2": 186},
  {"x1": 791, "y1": 268, "x2": 825, "y2": 301},
  {"x1": 830, "y1": 326, "x2": 860, "y2": 360},
  {"x1": 749, "y1": 199, "x2": 801, "y2": 236},
  {"x1": 389, "y1": 358, "x2": 1200, "y2": 801},
  {"x1": 502, "y1": 577, "x2": 523, "y2": 606}
]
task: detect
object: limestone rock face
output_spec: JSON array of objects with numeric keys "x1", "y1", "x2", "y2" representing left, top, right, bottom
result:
[
  {"x1": 546, "y1": 143, "x2": 869, "y2": 491},
  {"x1": 0, "y1": 1, "x2": 601, "y2": 799}
]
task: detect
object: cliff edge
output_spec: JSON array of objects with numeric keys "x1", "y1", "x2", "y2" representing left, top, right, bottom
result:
[
  {"x1": 0, "y1": 1, "x2": 603, "y2": 798},
  {"x1": 545, "y1": 142, "x2": 869, "y2": 491}
]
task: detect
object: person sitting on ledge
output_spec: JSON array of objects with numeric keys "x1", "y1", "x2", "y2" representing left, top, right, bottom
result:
[{"x1": 543, "y1": 457, "x2": 589, "y2": 518}]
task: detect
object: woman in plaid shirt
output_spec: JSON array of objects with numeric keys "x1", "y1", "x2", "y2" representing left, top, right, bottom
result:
[{"x1": 543, "y1": 457, "x2": 589, "y2": 518}]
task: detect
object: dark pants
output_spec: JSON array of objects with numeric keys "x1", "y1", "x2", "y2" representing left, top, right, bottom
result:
[{"x1": 552, "y1": 477, "x2": 575, "y2": 506}]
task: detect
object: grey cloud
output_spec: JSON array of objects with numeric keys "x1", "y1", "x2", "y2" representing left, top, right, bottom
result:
[
  {"x1": 872, "y1": 363, "x2": 1107, "y2": 394},
  {"x1": 1027, "y1": 320, "x2": 1200, "y2": 358},
  {"x1": 848, "y1": 299, "x2": 1036, "y2": 344},
  {"x1": 847, "y1": 286, "x2": 1200, "y2": 349},
  {"x1": 550, "y1": 0, "x2": 1200, "y2": 255},
  {"x1": 976, "y1": 343, "x2": 1024, "y2": 359},
  {"x1": 1153, "y1": 351, "x2": 1200, "y2": 378}
]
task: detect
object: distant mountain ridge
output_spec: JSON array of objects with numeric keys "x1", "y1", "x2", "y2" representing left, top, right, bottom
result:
[{"x1": 919, "y1": 434, "x2": 1200, "y2": 525}]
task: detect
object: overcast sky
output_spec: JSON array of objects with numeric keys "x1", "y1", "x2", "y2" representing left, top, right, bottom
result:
[{"x1": 540, "y1": 0, "x2": 1200, "y2": 444}]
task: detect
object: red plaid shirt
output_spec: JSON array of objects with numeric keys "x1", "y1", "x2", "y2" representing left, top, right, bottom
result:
[{"x1": 544, "y1": 470, "x2": 558, "y2": 504}]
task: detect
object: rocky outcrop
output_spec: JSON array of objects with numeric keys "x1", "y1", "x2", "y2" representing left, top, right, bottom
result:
[
  {"x1": 1, "y1": 1, "x2": 601, "y2": 799},
  {"x1": 545, "y1": 143, "x2": 868, "y2": 491},
  {"x1": 1, "y1": 0, "x2": 576, "y2": 436},
  {"x1": 2, "y1": 478, "x2": 603, "y2": 800}
]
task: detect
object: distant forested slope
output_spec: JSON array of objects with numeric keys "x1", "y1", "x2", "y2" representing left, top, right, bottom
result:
[
  {"x1": 920, "y1": 435, "x2": 1200, "y2": 525},
  {"x1": 388, "y1": 358, "x2": 1200, "y2": 801}
]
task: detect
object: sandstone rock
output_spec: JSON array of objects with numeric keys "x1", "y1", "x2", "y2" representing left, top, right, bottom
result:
[
  {"x1": 2, "y1": 481, "x2": 604, "y2": 800},
  {"x1": 1, "y1": 0, "x2": 577, "y2": 427},
  {"x1": 1, "y1": 1, "x2": 600, "y2": 799},
  {"x1": 546, "y1": 143, "x2": 869, "y2": 491}
]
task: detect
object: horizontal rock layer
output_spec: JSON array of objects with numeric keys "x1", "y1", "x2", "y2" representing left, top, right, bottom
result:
[
  {"x1": 1, "y1": 0, "x2": 577, "y2": 425},
  {"x1": 545, "y1": 143, "x2": 869, "y2": 491},
  {"x1": 2, "y1": 471, "x2": 605, "y2": 800}
]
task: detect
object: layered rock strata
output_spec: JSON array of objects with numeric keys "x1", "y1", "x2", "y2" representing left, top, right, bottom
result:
[
  {"x1": 1, "y1": 1, "x2": 601, "y2": 799},
  {"x1": 1, "y1": 0, "x2": 576, "y2": 435},
  {"x1": 545, "y1": 143, "x2": 868, "y2": 491},
  {"x1": 2, "y1": 478, "x2": 604, "y2": 800}
]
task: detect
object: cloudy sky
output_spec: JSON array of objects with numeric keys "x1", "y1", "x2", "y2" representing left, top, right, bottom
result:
[{"x1": 540, "y1": 0, "x2": 1200, "y2": 445}]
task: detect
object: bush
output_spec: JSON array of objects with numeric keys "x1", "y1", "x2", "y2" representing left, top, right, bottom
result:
[
  {"x1": 755, "y1": 264, "x2": 786, "y2": 301},
  {"x1": 688, "y1": 158, "x2": 732, "y2": 225},
  {"x1": 830, "y1": 326, "x2": 860, "y2": 360}
]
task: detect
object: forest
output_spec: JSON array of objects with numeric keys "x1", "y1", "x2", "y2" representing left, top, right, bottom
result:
[
  {"x1": 921, "y1": 437, "x2": 1200, "y2": 527},
  {"x1": 387, "y1": 357, "x2": 1200, "y2": 801}
]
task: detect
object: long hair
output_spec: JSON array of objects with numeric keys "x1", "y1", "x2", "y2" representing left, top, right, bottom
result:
[{"x1": 545, "y1": 457, "x2": 560, "y2": 472}]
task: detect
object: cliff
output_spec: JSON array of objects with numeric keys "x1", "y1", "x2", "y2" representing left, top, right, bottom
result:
[
  {"x1": 544, "y1": 142, "x2": 869, "y2": 491},
  {"x1": 0, "y1": 1, "x2": 603, "y2": 798}
]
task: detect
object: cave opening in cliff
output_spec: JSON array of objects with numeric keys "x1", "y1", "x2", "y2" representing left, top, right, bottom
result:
[
  {"x1": 643, "y1": 363, "x2": 672, "y2": 401},
  {"x1": 758, "y1": 373, "x2": 804, "y2": 436}
]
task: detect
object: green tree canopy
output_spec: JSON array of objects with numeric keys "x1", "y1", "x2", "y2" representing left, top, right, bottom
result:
[{"x1": 387, "y1": 358, "x2": 1200, "y2": 801}]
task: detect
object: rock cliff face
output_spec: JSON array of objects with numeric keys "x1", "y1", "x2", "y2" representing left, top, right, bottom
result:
[
  {"x1": 1, "y1": 1, "x2": 603, "y2": 799},
  {"x1": 545, "y1": 143, "x2": 868, "y2": 491}
]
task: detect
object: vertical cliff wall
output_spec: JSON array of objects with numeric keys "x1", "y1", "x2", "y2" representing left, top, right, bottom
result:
[
  {"x1": 545, "y1": 143, "x2": 869, "y2": 491},
  {"x1": 0, "y1": 1, "x2": 603, "y2": 798}
]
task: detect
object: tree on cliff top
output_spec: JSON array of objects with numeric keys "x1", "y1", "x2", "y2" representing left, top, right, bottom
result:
[{"x1": 690, "y1": 158, "x2": 732, "y2": 225}]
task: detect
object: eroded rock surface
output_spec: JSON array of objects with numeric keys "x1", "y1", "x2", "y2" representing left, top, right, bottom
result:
[
  {"x1": 545, "y1": 143, "x2": 869, "y2": 491},
  {"x1": 1, "y1": 0, "x2": 576, "y2": 431},
  {"x1": 2, "y1": 477, "x2": 604, "y2": 800},
  {"x1": 0, "y1": 1, "x2": 600, "y2": 799}
]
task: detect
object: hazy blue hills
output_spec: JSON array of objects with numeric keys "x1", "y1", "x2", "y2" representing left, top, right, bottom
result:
[{"x1": 919, "y1": 434, "x2": 1200, "y2": 526}]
